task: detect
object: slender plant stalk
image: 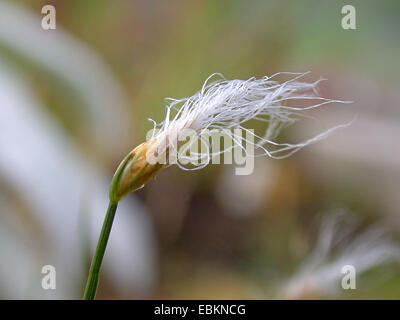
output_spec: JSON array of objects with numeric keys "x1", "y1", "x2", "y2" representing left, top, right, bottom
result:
[
  {"x1": 82, "y1": 152, "x2": 131, "y2": 300},
  {"x1": 83, "y1": 201, "x2": 118, "y2": 300},
  {"x1": 82, "y1": 145, "x2": 161, "y2": 300}
]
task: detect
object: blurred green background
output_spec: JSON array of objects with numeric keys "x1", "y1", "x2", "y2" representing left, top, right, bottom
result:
[{"x1": 1, "y1": 0, "x2": 400, "y2": 299}]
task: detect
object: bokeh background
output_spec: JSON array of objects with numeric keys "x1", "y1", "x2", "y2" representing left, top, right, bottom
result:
[{"x1": 1, "y1": 0, "x2": 400, "y2": 299}]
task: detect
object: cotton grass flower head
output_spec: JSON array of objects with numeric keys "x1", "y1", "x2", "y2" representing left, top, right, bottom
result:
[
  {"x1": 112, "y1": 72, "x2": 350, "y2": 200},
  {"x1": 279, "y1": 212, "x2": 400, "y2": 299}
]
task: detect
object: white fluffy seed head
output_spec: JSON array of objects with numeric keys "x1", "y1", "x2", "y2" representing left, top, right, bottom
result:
[
  {"x1": 279, "y1": 212, "x2": 400, "y2": 299},
  {"x1": 147, "y1": 72, "x2": 352, "y2": 169}
]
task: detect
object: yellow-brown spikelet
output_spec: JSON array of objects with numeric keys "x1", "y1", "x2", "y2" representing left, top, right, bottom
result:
[{"x1": 109, "y1": 138, "x2": 164, "y2": 202}]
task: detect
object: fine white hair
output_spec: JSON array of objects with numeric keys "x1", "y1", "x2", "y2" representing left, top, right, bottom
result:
[{"x1": 149, "y1": 72, "x2": 351, "y2": 169}]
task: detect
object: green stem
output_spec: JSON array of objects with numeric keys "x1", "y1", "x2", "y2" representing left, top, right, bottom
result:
[{"x1": 83, "y1": 201, "x2": 118, "y2": 300}]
